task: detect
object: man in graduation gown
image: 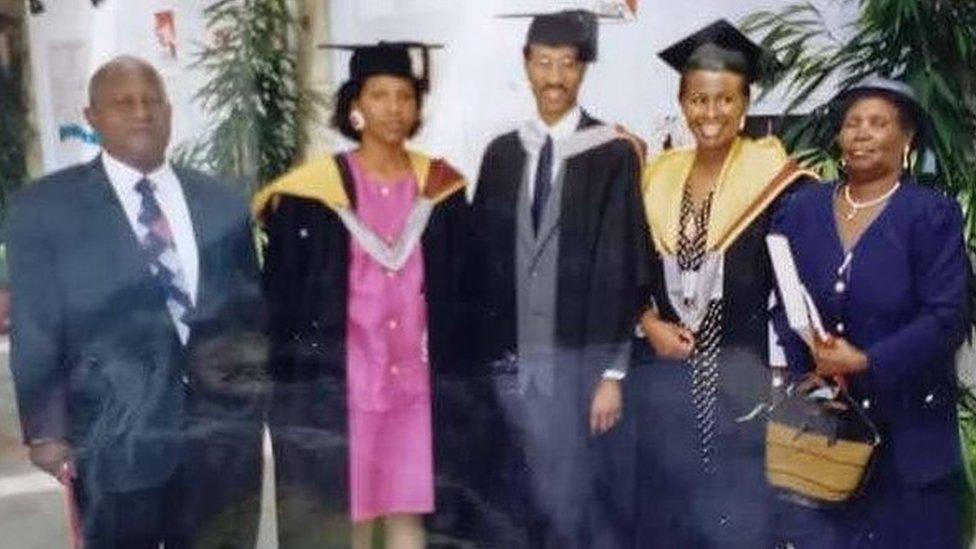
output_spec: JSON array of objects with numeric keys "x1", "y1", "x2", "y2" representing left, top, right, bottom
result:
[{"x1": 468, "y1": 10, "x2": 653, "y2": 548}]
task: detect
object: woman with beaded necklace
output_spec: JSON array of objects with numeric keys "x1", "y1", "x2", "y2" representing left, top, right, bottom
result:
[
  {"x1": 631, "y1": 20, "x2": 812, "y2": 548},
  {"x1": 771, "y1": 78, "x2": 968, "y2": 548},
  {"x1": 634, "y1": 19, "x2": 817, "y2": 548}
]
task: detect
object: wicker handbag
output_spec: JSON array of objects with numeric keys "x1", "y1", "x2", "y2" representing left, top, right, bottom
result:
[{"x1": 766, "y1": 376, "x2": 881, "y2": 507}]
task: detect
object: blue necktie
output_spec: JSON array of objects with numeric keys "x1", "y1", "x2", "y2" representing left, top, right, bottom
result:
[
  {"x1": 135, "y1": 178, "x2": 193, "y2": 341},
  {"x1": 531, "y1": 136, "x2": 553, "y2": 234}
]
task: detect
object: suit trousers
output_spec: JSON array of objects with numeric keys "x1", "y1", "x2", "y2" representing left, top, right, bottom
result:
[
  {"x1": 75, "y1": 461, "x2": 191, "y2": 549},
  {"x1": 75, "y1": 421, "x2": 262, "y2": 549},
  {"x1": 495, "y1": 370, "x2": 589, "y2": 549}
]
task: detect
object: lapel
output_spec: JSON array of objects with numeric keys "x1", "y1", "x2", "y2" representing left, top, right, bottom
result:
[
  {"x1": 173, "y1": 168, "x2": 209, "y2": 331},
  {"x1": 81, "y1": 156, "x2": 148, "y2": 269},
  {"x1": 530, "y1": 111, "x2": 603, "y2": 261},
  {"x1": 516, "y1": 164, "x2": 535, "y2": 253},
  {"x1": 79, "y1": 156, "x2": 179, "y2": 342},
  {"x1": 533, "y1": 167, "x2": 564, "y2": 254}
]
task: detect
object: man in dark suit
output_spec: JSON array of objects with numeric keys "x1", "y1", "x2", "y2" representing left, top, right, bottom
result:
[
  {"x1": 7, "y1": 56, "x2": 265, "y2": 548},
  {"x1": 469, "y1": 10, "x2": 652, "y2": 548}
]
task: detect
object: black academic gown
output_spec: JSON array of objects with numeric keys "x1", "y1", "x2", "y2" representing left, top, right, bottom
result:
[
  {"x1": 260, "y1": 154, "x2": 484, "y2": 547},
  {"x1": 469, "y1": 111, "x2": 653, "y2": 547},
  {"x1": 634, "y1": 169, "x2": 816, "y2": 549}
]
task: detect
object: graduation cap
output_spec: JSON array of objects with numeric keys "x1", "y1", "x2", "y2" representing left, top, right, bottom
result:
[
  {"x1": 658, "y1": 19, "x2": 781, "y2": 85},
  {"x1": 318, "y1": 41, "x2": 443, "y2": 92},
  {"x1": 499, "y1": 9, "x2": 617, "y2": 62},
  {"x1": 28, "y1": 0, "x2": 45, "y2": 15}
]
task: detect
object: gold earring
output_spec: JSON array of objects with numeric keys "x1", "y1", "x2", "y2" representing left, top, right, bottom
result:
[{"x1": 902, "y1": 146, "x2": 911, "y2": 170}]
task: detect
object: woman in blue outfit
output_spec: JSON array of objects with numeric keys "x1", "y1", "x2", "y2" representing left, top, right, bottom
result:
[{"x1": 771, "y1": 78, "x2": 968, "y2": 548}]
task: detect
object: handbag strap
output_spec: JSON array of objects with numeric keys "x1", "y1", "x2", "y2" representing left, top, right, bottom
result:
[
  {"x1": 836, "y1": 383, "x2": 883, "y2": 447},
  {"x1": 771, "y1": 374, "x2": 883, "y2": 448}
]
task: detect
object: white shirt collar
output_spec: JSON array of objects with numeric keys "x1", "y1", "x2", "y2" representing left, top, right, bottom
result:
[
  {"x1": 101, "y1": 151, "x2": 178, "y2": 192},
  {"x1": 532, "y1": 106, "x2": 583, "y2": 142}
]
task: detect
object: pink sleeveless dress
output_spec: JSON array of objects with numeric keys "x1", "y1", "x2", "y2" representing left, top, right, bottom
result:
[{"x1": 344, "y1": 153, "x2": 434, "y2": 521}]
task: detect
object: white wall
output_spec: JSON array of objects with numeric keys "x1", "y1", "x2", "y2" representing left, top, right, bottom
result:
[
  {"x1": 325, "y1": 0, "x2": 858, "y2": 181},
  {"x1": 25, "y1": 1, "x2": 211, "y2": 172},
  {"x1": 24, "y1": 0, "x2": 857, "y2": 178}
]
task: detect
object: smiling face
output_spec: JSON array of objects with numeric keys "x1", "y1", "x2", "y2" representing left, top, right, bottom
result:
[
  {"x1": 354, "y1": 74, "x2": 420, "y2": 146},
  {"x1": 838, "y1": 96, "x2": 913, "y2": 183},
  {"x1": 524, "y1": 43, "x2": 586, "y2": 125},
  {"x1": 84, "y1": 59, "x2": 171, "y2": 173},
  {"x1": 679, "y1": 69, "x2": 749, "y2": 154}
]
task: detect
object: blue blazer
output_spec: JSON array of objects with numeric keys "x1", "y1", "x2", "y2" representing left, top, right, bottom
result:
[
  {"x1": 770, "y1": 179, "x2": 968, "y2": 485},
  {"x1": 7, "y1": 156, "x2": 264, "y2": 491}
]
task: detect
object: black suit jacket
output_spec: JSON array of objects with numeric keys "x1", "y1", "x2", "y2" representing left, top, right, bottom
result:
[{"x1": 7, "y1": 156, "x2": 264, "y2": 491}]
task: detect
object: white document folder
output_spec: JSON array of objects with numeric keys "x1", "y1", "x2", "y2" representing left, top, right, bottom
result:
[{"x1": 766, "y1": 233, "x2": 828, "y2": 347}]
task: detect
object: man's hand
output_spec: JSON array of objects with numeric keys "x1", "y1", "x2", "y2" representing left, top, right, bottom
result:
[
  {"x1": 29, "y1": 440, "x2": 75, "y2": 483},
  {"x1": 642, "y1": 311, "x2": 695, "y2": 360},
  {"x1": 812, "y1": 337, "x2": 868, "y2": 377},
  {"x1": 590, "y1": 380, "x2": 623, "y2": 436}
]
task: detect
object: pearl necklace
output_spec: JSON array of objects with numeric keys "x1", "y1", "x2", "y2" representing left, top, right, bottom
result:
[{"x1": 842, "y1": 182, "x2": 900, "y2": 221}]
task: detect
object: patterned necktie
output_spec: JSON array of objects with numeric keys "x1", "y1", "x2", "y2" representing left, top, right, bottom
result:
[
  {"x1": 531, "y1": 135, "x2": 553, "y2": 234},
  {"x1": 135, "y1": 178, "x2": 193, "y2": 342}
]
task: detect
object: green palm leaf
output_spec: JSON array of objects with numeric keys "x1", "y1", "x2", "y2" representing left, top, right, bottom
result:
[
  {"x1": 173, "y1": 0, "x2": 325, "y2": 194},
  {"x1": 743, "y1": 0, "x2": 976, "y2": 236}
]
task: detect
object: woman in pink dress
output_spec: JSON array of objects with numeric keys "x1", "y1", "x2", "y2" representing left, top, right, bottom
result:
[{"x1": 254, "y1": 42, "x2": 471, "y2": 548}]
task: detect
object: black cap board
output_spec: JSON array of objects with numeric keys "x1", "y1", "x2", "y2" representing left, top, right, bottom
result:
[
  {"x1": 498, "y1": 9, "x2": 612, "y2": 62},
  {"x1": 318, "y1": 41, "x2": 443, "y2": 92},
  {"x1": 658, "y1": 19, "x2": 780, "y2": 84}
]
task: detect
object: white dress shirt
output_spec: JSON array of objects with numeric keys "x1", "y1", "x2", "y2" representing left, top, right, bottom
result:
[
  {"x1": 524, "y1": 106, "x2": 583, "y2": 200},
  {"x1": 101, "y1": 152, "x2": 200, "y2": 309}
]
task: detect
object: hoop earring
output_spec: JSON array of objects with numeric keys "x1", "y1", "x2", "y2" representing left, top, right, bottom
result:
[
  {"x1": 902, "y1": 146, "x2": 911, "y2": 171},
  {"x1": 349, "y1": 109, "x2": 365, "y2": 132}
]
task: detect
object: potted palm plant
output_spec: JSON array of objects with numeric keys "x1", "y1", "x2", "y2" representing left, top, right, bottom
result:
[{"x1": 175, "y1": 0, "x2": 322, "y2": 192}]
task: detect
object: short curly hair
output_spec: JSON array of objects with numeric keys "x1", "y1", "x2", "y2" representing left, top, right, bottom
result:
[{"x1": 331, "y1": 76, "x2": 425, "y2": 142}]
